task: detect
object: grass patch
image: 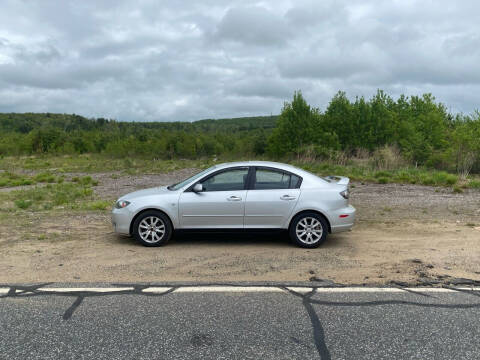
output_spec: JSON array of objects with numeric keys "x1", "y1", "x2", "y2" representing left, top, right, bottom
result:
[
  {"x1": 468, "y1": 180, "x2": 480, "y2": 189},
  {"x1": 14, "y1": 199, "x2": 33, "y2": 209},
  {"x1": 377, "y1": 177, "x2": 389, "y2": 184},
  {"x1": 33, "y1": 172, "x2": 59, "y2": 183},
  {"x1": 0, "y1": 154, "x2": 477, "y2": 189},
  {"x1": 0, "y1": 171, "x2": 35, "y2": 187},
  {"x1": 81, "y1": 200, "x2": 112, "y2": 211},
  {"x1": 292, "y1": 161, "x2": 463, "y2": 187},
  {"x1": 453, "y1": 185, "x2": 463, "y2": 193},
  {"x1": 0, "y1": 154, "x2": 213, "y2": 174},
  {"x1": 374, "y1": 171, "x2": 392, "y2": 178},
  {"x1": 5, "y1": 183, "x2": 96, "y2": 211},
  {"x1": 72, "y1": 176, "x2": 98, "y2": 186}
]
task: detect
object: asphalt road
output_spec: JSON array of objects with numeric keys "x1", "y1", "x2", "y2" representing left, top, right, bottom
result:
[{"x1": 1, "y1": 284, "x2": 479, "y2": 360}]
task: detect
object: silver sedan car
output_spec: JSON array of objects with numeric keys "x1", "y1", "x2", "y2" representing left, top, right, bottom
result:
[{"x1": 112, "y1": 161, "x2": 355, "y2": 248}]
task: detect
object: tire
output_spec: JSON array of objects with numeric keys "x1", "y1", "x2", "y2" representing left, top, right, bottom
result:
[
  {"x1": 132, "y1": 210, "x2": 172, "y2": 247},
  {"x1": 289, "y1": 212, "x2": 328, "y2": 248}
]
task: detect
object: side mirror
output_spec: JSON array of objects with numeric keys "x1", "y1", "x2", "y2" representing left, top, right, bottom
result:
[{"x1": 193, "y1": 183, "x2": 203, "y2": 193}]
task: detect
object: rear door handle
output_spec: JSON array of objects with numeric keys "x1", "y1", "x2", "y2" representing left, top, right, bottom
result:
[
  {"x1": 280, "y1": 195, "x2": 296, "y2": 201},
  {"x1": 227, "y1": 195, "x2": 242, "y2": 201}
]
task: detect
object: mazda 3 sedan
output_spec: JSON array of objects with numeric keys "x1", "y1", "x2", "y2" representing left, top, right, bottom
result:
[{"x1": 112, "y1": 161, "x2": 355, "y2": 248}]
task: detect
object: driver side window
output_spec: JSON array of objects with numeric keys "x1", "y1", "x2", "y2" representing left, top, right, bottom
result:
[{"x1": 201, "y1": 168, "x2": 249, "y2": 192}]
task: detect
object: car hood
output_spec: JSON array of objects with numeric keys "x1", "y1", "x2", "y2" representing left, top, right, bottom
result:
[{"x1": 120, "y1": 186, "x2": 170, "y2": 201}]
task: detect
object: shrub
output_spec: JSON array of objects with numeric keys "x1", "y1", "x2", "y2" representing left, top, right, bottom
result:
[
  {"x1": 72, "y1": 175, "x2": 98, "y2": 186},
  {"x1": 370, "y1": 145, "x2": 406, "y2": 170},
  {"x1": 468, "y1": 180, "x2": 480, "y2": 189},
  {"x1": 377, "y1": 177, "x2": 389, "y2": 184},
  {"x1": 83, "y1": 200, "x2": 111, "y2": 210},
  {"x1": 431, "y1": 171, "x2": 457, "y2": 186},
  {"x1": 15, "y1": 199, "x2": 32, "y2": 209},
  {"x1": 374, "y1": 171, "x2": 392, "y2": 178},
  {"x1": 34, "y1": 172, "x2": 56, "y2": 183},
  {"x1": 453, "y1": 185, "x2": 463, "y2": 193}
]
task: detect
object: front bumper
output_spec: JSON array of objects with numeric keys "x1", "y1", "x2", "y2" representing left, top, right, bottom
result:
[
  {"x1": 330, "y1": 205, "x2": 356, "y2": 233},
  {"x1": 111, "y1": 207, "x2": 133, "y2": 235}
]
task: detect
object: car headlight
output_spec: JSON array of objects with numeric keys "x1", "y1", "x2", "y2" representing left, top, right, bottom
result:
[{"x1": 115, "y1": 200, "x2": 131, "y2": 209}]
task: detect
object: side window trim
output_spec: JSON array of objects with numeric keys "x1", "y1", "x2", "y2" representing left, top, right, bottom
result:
[
  {"x1": 250, "y1": 166, "x2": 303, "y2": 190},
  {"x1": 185, "y1": 166, "x2": 250, "y2": 192}
]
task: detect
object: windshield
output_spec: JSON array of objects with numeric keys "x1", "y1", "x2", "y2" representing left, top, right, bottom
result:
[{"x1": 167, "y1": 166, "x2": 216, "y2": 191}]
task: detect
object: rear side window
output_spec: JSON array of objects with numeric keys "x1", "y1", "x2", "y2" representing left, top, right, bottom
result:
[
  {"x1": 290, "y1": 174, "x2": 301, "y2": 188},
  {"x1": 254, "y1": 168, "x2": 301, "y2": 190}
]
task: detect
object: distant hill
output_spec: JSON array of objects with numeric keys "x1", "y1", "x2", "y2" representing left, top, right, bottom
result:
[{"x1": 0, "y1": 113, "x2": 278, "y2": 133}]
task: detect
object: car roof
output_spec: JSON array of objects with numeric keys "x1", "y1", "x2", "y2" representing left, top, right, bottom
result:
[
  {"x1": 214, "y1": 161, "x2": 298, "y2": 172},
  {"x1": 213, "y1": 161, "x2": 326, "y2": 185}
]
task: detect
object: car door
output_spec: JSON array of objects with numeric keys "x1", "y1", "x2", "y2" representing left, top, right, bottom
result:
[
  {"x1": 244, "y1": 167, "x2": 301, "y2": 228},
  {"x1": 178, "y1": 167, "x2": 249, "y2": 229}
]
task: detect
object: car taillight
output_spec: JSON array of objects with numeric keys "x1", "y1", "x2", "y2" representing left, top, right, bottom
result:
[{"x1": 340, "y1": 189, "x2": 349, "y2": 199}]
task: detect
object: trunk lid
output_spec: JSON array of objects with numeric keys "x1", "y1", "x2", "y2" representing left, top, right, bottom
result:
[{"x1": 323, "y1": 176, "x2": 350, "y2": 186}]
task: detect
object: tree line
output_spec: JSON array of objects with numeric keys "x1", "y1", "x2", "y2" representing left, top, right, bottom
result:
[
  {"x1": 0, "y1": 90, "x2": 479, "y2": 174},
  {"x1": 269, "y1": 91, "x2": 480, "y2": 175}
]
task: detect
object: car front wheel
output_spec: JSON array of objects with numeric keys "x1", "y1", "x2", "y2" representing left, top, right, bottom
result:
[
  {"x1": 289, "y1": 212, "x2": 328, "y2": 248},
  {"x1": 132, "y1": 210, "x2": 172, "y2": 247}
]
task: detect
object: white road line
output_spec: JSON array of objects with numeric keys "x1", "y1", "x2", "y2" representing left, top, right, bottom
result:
[
  {"x1": 20, "y1": 287, "x2": 134, "y2": 293},
  {"x1": 312, "y1": 287, "x2": 447, "y2": 293},
  {"x1": 173, "y1": 286, "x2": 285, "y2": 293},
  {"x1": 142, "y1": 287, "x2": 172, "y2": 294},
  {"x1": 1, "y1": 286, "x2": 479, "y2": 294},
  {"x1": 286, "y1": 287, "x2": 314, "y2": 293}
]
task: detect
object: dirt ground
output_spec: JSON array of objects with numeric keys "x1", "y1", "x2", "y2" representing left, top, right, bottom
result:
[{"x1": 1, "y1": 170, "x2": 479, "y2": 285}]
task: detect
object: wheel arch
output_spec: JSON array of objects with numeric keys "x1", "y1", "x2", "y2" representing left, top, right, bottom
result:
[
  {"x1": 129, "y1": 208, "x2": 174, "y2": 235},
  {"x1": 288, "y1": 209, "x2": 332, "y2": 233}
]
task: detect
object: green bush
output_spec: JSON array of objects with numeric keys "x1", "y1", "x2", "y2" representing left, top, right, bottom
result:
[
  {"x1": 453, "y1": 185, "x2": 463, "y2": 193},
  {"x1": 83, "y1": 200, "x2": 111, "y2": 210},
  {"x1": 15, "y1": 199, "x2": 32, "y2": 209},
  {"x1": 34, "y1": 172, "x2": 56, "y2": 183},
  {"x1": 9, "y1": 182, "x2": 96, "y2": 211},
  {"x1": 72, "y1": 175, "x2": 98, "y2": 186},
  {"x1": 374, "y1": 171, "x2": 392, "y2": 178},
  {"x1": 377, "y1": 177, "x2": 389, "y2": 184},
  {"x1": 468, "y1": 180, "x2": 480, "y2": 188}
]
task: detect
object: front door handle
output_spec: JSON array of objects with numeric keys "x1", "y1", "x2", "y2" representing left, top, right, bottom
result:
[
  {"x1": 227, "y1": 195, "x2": 242, "y2": 201},
  {"x1": 280, "y1": 195, "x2": 296, "y2": 201}
]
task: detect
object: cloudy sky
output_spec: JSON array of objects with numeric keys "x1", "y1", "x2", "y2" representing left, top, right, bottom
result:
[{"x1": 0, "y1": 0, "x2": 479, "y2": 121}]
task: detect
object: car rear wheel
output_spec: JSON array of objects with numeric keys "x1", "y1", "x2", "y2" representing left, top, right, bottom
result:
[
  {"x1": 132, "y1": 210, "x2": 172, "y2": 247},
  {"x1": 289, "y1": 212, "x2": 327, "y2": 248}
]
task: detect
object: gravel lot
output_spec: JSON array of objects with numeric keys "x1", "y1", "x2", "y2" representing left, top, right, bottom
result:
[{"x1": 0, "y1": 169, "x2": 479, "y2": 285}]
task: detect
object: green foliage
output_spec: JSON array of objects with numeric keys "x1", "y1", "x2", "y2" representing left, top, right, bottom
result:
[
  {"x1": 377, "y1": 177, "x2": 389, "y2": 184},
  {"x1": 33, "y1": 172, "x2": 57, "y2": 183},
  {"x1": 449, "y1": 114, "x2": 480, "y2": 176},
  {"x1": 268, "y1": 91, "x2": 339, "y2": 156},
  {"x1": 468, "y1": 180, "x2": 480, "y2": 188},
  {"x1": 72, "y1": 175, "x2": 98, "y2": 186},
  {"x1": 8, "y1": 182, "x2": 96, "y2": 211},
  {"x1": 0, "y1": 90, "x2": 479, "y2": 176},
  {"x1": 14, "y1": 199, "x2": 33, "y2": 209},
  {"x1": 81, "y1": 200, "x2": 112, "y2": 211},
  {"x1": 268, "y1": 91, "x2": 480, "y2": 174},
  {"x1": 453, "y1": 185, "x2": 463, "y2": 193},
  {"x1": 0, "y1": 171, "x2": 34, "y2": 187},
  {"x1": 292, "y1": 161, "x2": 463, "y2": 187}
]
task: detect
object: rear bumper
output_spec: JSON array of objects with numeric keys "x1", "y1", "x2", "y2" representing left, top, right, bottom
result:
[{"x1": 330, "y1": 205, "x2": 356, "y2": 233}]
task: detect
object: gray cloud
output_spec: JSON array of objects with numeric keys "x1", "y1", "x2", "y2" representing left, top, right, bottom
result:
[
  {"x1": 214, "y1": 6, "x2": 290, "y2": 47},
  {"x1": 0, "y1": 0, "x2": 479, "y2": 121}
]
